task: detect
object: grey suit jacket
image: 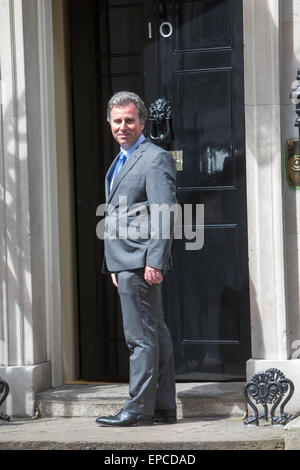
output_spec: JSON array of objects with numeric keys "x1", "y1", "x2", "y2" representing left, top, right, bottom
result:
[{"x1": 102, "y1": 139, "x2": 177, "y2": 273}]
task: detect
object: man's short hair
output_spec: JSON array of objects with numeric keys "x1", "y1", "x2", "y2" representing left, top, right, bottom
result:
[{"x1": 107, "y1": 91, "x2": 148, "y2": 124}]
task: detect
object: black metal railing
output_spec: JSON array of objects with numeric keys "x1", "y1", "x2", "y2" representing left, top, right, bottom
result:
[
  {"x1": 0, "y1": 378, "x2": 10, "y2": 422},
  {"x1": 244, "y1": 368, "x2": 294, "y2": 426}
]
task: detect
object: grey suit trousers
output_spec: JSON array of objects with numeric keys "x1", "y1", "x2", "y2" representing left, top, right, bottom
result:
[{"x1": 117, "y1": 269, "x2": 176, "y2": 415}]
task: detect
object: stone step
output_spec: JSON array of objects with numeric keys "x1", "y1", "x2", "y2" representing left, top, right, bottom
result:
[
  {"x1": 0, "y1": 416, "x2": 285, "y2": 451},
  {"x1": 36, "y1": 382, "x2": 246, "y2": 419}
]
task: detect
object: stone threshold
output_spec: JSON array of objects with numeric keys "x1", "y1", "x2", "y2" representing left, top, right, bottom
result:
[{"x1": 37, "y1": 381, "x2": 246, "y2": 419}]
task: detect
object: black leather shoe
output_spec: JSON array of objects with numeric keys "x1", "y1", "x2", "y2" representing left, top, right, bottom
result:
[
  {"x1": 153, "y1": 409, "x2": 177, "y2": 424},
  {"x1": 96, "y1": 409, "x2": 153, "y2": 427}
]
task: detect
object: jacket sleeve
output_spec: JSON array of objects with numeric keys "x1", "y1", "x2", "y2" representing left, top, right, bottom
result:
[{"x1": 145, "y1": 150, "x2": 178, "y2": 269}]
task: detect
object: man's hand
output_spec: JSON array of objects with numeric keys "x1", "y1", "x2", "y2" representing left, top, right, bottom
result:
[
  {"x1": 111, "y1": 273, "x2": 118, "y2": 287},
  {"x1": 144, "y1": 266, "x2": 163, "y2": 285}
]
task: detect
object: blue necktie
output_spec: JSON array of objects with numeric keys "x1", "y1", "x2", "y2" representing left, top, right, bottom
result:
[{"x1": 110, "y1": 152, "x2": 127, "y2": 190}]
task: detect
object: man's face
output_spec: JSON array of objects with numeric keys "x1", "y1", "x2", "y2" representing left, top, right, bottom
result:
[{"x1": 110, "y1": 102, "x2": 145, "y2": 150}]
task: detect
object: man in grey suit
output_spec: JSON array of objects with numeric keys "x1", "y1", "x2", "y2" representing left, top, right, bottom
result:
[{"x1": 96, "y1": 91, "x2": 177, "y2": 427}]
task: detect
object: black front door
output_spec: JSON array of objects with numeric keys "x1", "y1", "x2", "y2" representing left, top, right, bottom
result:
[{"x1": 69, "y1": 0, "x2": 251, "y2": 381}]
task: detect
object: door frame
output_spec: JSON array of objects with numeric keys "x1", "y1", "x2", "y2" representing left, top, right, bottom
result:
[
  {"x1": 242, "y1": 0, "x2": 288, "y2": 361},
  {"x1": 44, "y1": 0, "x2": 287, "y2": 384},
  {"x1": 37, "y1": 0, "x2": 63, "y2": 387}
]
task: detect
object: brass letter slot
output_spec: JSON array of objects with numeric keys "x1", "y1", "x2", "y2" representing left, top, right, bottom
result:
[{"x1": 169, "y1": 150, "x2": 183, "y2": 171}]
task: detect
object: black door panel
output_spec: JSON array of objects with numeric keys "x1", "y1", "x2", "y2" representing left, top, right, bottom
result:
[{"x1": 69, "y1": 0, "x2": 251, "y2": 381}]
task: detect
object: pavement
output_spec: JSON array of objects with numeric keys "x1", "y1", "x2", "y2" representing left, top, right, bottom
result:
[
  {"x1": 1, "y1": 381, "x2": 299, "y2": 451},
  {"x1": 0, "y1": 415, "x2": 286, "y2": 451}
]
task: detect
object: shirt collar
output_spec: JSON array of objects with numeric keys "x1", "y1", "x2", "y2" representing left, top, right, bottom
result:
[{"x1": 121, "y1": 134, "x2": 146, "y2": 158}]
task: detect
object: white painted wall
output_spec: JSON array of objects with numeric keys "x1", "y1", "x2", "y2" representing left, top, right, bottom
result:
[{"x1": 0, "y1": 0, "x2": 62, "y2": 416}]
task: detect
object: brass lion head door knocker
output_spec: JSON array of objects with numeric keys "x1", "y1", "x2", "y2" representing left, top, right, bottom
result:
[
  {"x1": 149, "y1": 98, "x2": 173, "y2": 147},
  {"x1": 148, "y1": 98, "x2": 183, "y2": 171}
]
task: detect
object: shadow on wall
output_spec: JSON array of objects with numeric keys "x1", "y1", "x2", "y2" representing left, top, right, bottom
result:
[
  {"x1": 0, "y1": 85, "x2": 47, "y2": 417},
  {"x1": 0, "y1": 90, "x2": 32, "y2": 363}
]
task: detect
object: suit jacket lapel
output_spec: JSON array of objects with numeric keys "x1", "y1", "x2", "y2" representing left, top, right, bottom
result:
[
  {"x1": 105, "y1": 153, "x2": 121, "y2": 201},
  {"x1": 107, "y1": 139, "x2": 150, "y2": 203}
]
